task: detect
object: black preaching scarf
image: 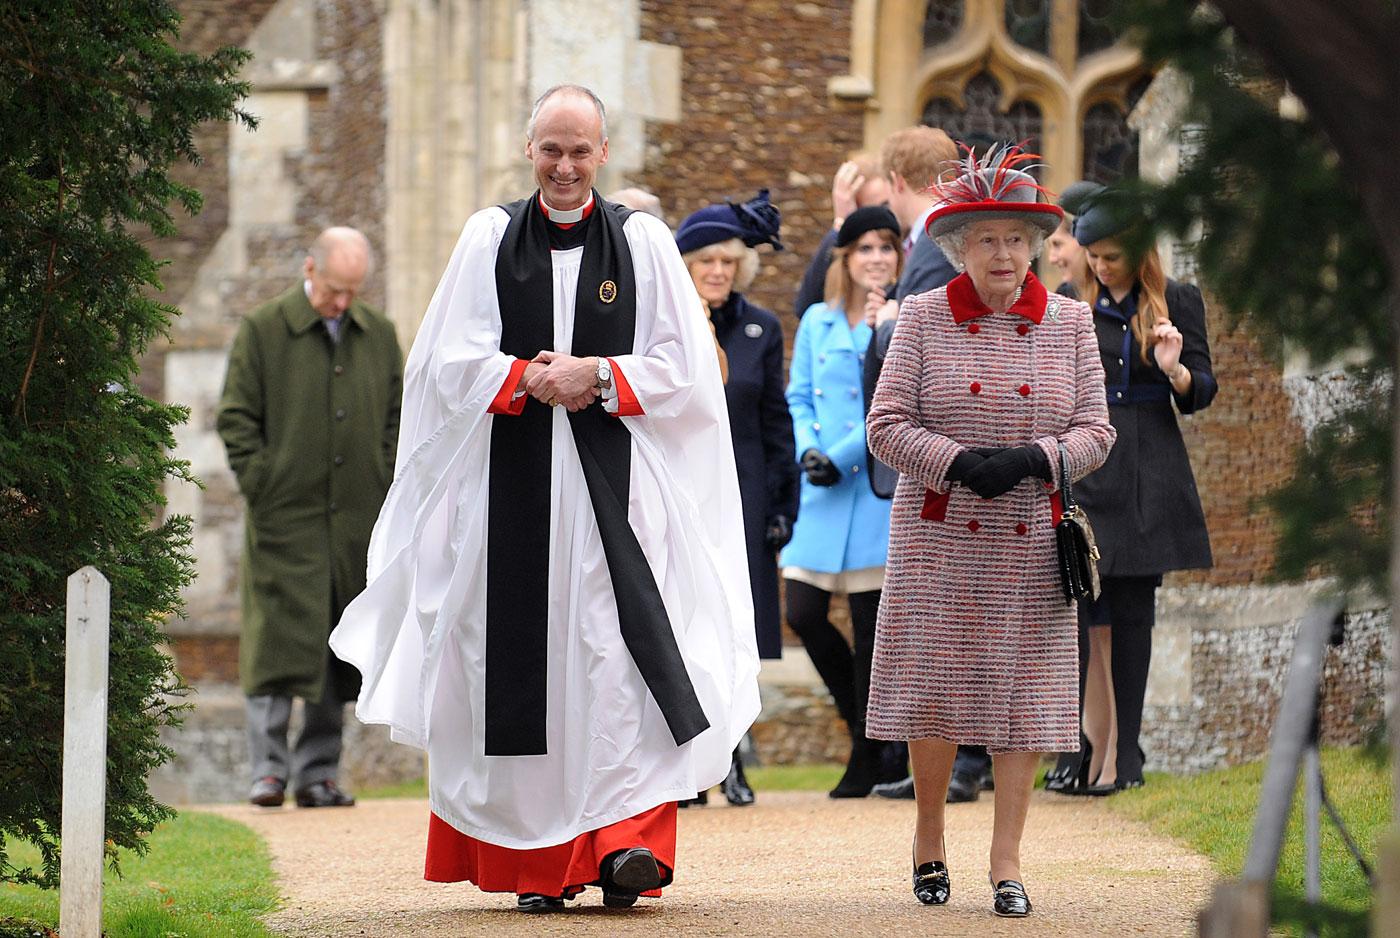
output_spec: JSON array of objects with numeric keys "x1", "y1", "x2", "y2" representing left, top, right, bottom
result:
[{"x1": 485, "y1": 190, "x2": 710, "y2": 757}]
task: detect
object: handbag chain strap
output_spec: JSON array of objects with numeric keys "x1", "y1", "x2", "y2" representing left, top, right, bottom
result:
[{"x1": 1058, "y1": 443, "x2": 1078, "y2": 515}]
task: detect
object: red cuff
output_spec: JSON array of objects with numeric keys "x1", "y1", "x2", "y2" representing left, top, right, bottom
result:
[
  {"x1": 488, "y1": 359, "x2": 530, "y2": 415},
  {"x1": 608, "y1": 358, "x2": 644, "y2": 417}
]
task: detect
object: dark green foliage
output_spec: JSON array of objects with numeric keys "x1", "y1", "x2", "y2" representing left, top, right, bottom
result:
[
  {"x1": 1118, "y1": 0, "x2": 1393, "y2": 592},
  {"x1": 0, "y1": 1, "x2": 252, "y2": 888}
]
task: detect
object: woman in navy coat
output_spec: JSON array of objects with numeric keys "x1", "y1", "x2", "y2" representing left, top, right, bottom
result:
[
  {"x1": 676, "y1": 192, "x2": 798, "y2": 805},
  {"x1": 783, "y1": 206, "x2": 900, "y2": 798},
  {"x1": 1060, "y1": 183, "x2": 1217, "y2": 793}
]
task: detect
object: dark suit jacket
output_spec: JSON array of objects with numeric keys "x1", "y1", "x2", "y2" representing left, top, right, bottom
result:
[
  {"x1": 863, "y1": 234, "x2": 957, "y2": 496},
  {"x1": 794, "y1": 228, "x2": 839, "y2": 319}
]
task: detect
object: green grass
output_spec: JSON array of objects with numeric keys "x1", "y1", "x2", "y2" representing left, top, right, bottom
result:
[
  {"x1": 1109, "y1": 746, "x2": 1388, "y2": 937},
  {"x1": 0, "y1": 811, "x2": 278, "y2": 938},
  {"x1": 360, "y1": 763, "x2": 848, "y2": 801}
]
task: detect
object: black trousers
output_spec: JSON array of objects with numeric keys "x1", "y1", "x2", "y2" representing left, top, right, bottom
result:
[
  {"x1": 1057, "y1": 575, "x2": 1158, "y2": 783},
  {"x1": 783, "y1": 579, "x2": 880, "y2": 737}
]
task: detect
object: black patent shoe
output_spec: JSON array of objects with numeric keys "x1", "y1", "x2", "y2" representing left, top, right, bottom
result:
[
  {"x1": 991, "y1": 878, "x2": 1032, "y2": 917},
  {"x1": 517, "y1": 893, "x2": 565, "y2": 913},
  {"x1": 601, "y1": 847, "x2": 661, "y2": 908},
  {"x1": 678, "y1": 788, "x2": 709, "y2": 808},
  {"x1": 913, "y1": 860, "x2": 950, "y2": 905},
  {"x1": 721, "y1": 752, "x2": 755, "y2": 806},
  {"x1": 1043, "y1": 764, "x2": 1076, "y2": 793}
]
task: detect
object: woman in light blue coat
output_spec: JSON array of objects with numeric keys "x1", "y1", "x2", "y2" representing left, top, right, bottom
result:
[{"x1": 783, "y1": 206, "x2": 899, "y2": 797}]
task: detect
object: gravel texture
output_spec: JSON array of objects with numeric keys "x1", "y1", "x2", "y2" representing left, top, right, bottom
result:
[{"x1": 209, "y1": 789, "x2": 1215, "y2": 936}]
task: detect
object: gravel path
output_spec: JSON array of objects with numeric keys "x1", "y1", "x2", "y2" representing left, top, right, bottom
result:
[{"x1": 209, "y1": 790, "x2": 1215, "y2": 936}]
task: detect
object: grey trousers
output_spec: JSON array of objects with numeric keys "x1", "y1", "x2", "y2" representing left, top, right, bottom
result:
[{"x1": 246, "y1": 694, "x2": 345, "y2": 789}]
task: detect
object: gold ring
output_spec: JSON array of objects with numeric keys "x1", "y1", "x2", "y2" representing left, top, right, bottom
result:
[{"x1": 549, "y1": 399, "x2": 558, "y2": 407}]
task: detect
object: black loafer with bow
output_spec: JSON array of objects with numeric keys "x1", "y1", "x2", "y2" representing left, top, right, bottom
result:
[
  {"x1": 991, "y1": 878, "x2": 1032, "y2": 917},
  {"x1": 913, "y1": 860, "x2": 951, "y2": 905}
]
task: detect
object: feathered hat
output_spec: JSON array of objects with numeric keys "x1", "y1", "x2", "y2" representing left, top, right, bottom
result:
[
  {"x1": 925, "y1": 143, "x2": 1063, "y2": 240},
  {"x1": 675, "y1": 189, "x2": 785, "y2": 254}
]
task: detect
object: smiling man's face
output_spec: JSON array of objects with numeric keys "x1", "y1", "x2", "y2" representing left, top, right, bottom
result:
[{"x1": 526, "y1": 93, "x2": 609, "y2": 211}]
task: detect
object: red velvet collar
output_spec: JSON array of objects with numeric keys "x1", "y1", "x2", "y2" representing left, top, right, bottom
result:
[
  {"x1": 947, "y1": 271, "x2": 1049, "y2": 324},
  {"x1": 538, "y1": 194, "x2": 596, "y2": 229}
]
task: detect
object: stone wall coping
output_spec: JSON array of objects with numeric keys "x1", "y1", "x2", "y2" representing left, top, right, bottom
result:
[
  {"x1": 1157, "y1": 579, "x2": 1383, "y2": 631},
  {"x1": 247, "y1": 59, "x2": 340, "y2": 92}
]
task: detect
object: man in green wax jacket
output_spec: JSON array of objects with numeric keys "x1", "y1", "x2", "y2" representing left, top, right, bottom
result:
[{"x1": 217, "y1": 227, "x2": 403, "y2": 808}]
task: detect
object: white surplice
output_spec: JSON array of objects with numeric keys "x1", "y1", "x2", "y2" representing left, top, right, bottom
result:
[{"x1": 329, "y1": 207, "x2": 759, "y2": 850}]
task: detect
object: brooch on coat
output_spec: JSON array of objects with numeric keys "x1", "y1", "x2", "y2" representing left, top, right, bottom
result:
[
  {"x1": 745, "y1": 323, "x2": 764, "y2": 338},
  {"x1": 1045, "y1": 296, "x2": 1061, "y2": 323}
]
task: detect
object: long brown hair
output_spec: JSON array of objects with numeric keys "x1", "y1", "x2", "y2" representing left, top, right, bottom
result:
[
  {"x1": 1085, "y1": 241, "x2": 1169, "y2": 363},
  {"x1": 823, "y1": 229, "x2": 905, "y2": 314}
]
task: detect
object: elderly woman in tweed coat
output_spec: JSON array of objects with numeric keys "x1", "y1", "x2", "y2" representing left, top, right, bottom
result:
[{"x1": 866, "y1": 146, "x2": 1115, "y2": 918}]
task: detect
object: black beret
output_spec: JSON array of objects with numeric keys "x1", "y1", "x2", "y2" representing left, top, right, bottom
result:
[{"x1": 836, "y1": 205, "x2": 900, "y2": 248}]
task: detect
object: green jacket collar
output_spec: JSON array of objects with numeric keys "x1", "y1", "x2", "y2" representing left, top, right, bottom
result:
[{"x1": 280, "y1": 283, "x2": 371, "y2": 336}]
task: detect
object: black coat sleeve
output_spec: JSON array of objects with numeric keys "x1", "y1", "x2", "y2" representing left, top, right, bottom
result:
[
  {"x1": 794, "y1": 229, "x2": 838, "y2": 319},
  {"x1": 1164, "y1": 280, "x2": 1218, "y2": 415},
  {"x1": 759, "y1": 324, "x2": 801, "y2": 523}
]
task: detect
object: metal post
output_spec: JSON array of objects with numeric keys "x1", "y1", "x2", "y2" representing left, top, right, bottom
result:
[
  {"x1": 59, "y1": 566, "x2": 110, "y2": 938},
  {"x1": 1303, "y1": 741, "x2": 1322, "y2": 938},
  {"x1": 1241, "y1": 599, "x2": 1341, "y2": 883}
]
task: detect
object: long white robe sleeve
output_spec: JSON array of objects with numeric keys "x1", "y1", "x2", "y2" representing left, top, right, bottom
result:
[{"x1": 330, "y1": 207, "x2": 759, "y2": 849}]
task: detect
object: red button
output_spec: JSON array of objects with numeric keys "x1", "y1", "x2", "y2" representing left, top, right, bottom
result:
[
  {"x1": 1017, "y1": 324, "x2": 1029, "y2": 336},
  {"x1": 970, "y1": 382, "x2": 981, "y2": 394},
  {"x1": 1015, "y1": 522, "x2": 1028, "y2": 535},
  {"x1": 1019, "y1": 384, "x2": 1031, "y2": 396},
  {"x1": 967, "y1": 520, "x2": 980, "y2": 532},
  {"x1": 968, "y1": 323, "x2": 980, "y2": 334}
]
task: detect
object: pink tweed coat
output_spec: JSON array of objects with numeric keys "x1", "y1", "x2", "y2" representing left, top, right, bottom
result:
[{"x1": 865, "y1": 272, "x2": 1115, "y2": 752}]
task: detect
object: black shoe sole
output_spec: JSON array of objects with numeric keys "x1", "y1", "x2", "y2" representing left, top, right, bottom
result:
[{"x1": 604, "y1": 848, "x2": 661, "y2": 907}]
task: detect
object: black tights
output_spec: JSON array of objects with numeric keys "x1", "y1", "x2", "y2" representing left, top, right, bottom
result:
[
  {"x1": 1067, "y1": 576, "x2": 1157, "y2": 783},
  {"x1": 783, "y1": 579, "x2": 881, "y2": 736}
]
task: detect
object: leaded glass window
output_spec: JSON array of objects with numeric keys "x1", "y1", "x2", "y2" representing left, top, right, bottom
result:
[
  {"x1": 921, "y1": 72, "x2": 1044, "y2": 171},
  {"x1": 1081, "y1": 101, "x2": 1135, "y2": 182},
  {"x1": 1077, "y1": 0, "x2": 1120, "y2": 58},
  {"x1": 1005, "y1": 0, "x2": 1050, "y2": 55},
  {"x1": 923, "y1": 0, "x2": 964, "y2": 48}
]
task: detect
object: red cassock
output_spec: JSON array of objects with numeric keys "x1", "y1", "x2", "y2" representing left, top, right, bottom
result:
[{"x1": 425, "y1": 804, "x2": 678, "y2": 897}]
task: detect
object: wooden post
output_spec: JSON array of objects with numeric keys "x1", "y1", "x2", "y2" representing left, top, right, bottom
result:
[{"x1": 59, "y1": 566, "x2": 110, "y2": 938}]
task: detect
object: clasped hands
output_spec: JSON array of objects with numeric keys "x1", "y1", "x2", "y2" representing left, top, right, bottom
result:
[
  {"x1": 946, "y1": 445, "x2": 1051, "y2": 500},
  {"x1": 520, "y1": 350, "x2": 599, "y2": 412}
]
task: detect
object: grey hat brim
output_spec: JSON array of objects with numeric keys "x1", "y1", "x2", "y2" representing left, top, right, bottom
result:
[{"x1": 925, "y1": 203, "x2": 1064, "y2": 240}]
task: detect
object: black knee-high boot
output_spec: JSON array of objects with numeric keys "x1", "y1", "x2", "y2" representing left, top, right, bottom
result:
[{"x1": 826, "y1": 589, "x2": 883, "y2": 798}]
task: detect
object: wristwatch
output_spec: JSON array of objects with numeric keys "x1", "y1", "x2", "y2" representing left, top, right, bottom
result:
[{"x1": 595, "y1": 357, "x2": 613, "y2": 390}]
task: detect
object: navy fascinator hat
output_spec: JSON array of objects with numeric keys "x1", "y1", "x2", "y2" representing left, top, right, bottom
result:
[
  {"x1": 1066, "y1": 181, "x2": 1147, "y2": 247},
  {"x1": 675, "y1": 189, "x2": 785, "y2": 255}
]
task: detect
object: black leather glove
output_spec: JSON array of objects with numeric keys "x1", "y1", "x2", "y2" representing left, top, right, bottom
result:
[
  {"x1": 946, "y1": 450, "x2": 985, "y2": 483},
  {"x1": 765, "y1": 515, "x2": 793, "y2": 550},
  {"x1": 961, "y1": 446, "x2": 1050, "y2": 499},
  {"x1": 800, "y1": 448, "x2": 842, "y2": 487}
]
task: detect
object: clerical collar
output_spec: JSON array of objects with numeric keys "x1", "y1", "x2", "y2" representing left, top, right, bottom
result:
[{"x1": 539, "y1": 193, "x2": 595, "y2": 227}]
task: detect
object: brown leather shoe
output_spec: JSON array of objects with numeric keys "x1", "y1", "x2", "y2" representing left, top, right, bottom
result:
[
  {"x1": 294, "y1": 779, "x2": 355, "y2": 808},
  {"x1": 249, "y1": 776, "x2": 286, "y2": 807}
]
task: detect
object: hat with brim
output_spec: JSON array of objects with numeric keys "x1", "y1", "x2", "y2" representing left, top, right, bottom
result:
[
  {"x1": 676, "y1": 189, "x2": 784, "y2": 255},
  {"x1": 1070, "y1": 186, "x2": 1143, "y2": 248},
  {"x1": 924, "y1": 146, "x2": 1063, "y2": 241}
]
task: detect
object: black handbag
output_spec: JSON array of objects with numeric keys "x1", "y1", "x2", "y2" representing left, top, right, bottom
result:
[{"x1": 1055, "y1": 443, "x2": 1101, "y2": 604}]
